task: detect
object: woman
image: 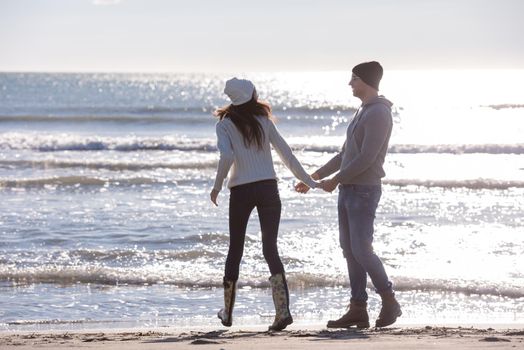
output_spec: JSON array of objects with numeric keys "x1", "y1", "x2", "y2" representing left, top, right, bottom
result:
[{"x1": 210, "y1": 78, "x2": 319, "y2": 331}]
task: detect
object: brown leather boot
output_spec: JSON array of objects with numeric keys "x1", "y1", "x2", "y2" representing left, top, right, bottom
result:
[
  {"x1": 217, "y1": 277, "x2": 236, "y2": 327},
  {"x1": 326, "y1": 300, "x2": 370, "y2": 328},
  {"x1": 375, "y1": 292, "x2": 402, "y2": 327}
]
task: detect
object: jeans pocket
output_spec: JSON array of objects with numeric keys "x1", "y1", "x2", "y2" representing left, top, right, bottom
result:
[
  {"x1": 354, "y1": 190, "x2": 371, "y2": 198},
  {"x1": 352, "y1": 185, "x2": 380, "y2": 198},
  {"x1": 353, "y1": 188, "x2": 371, "y2": 198}
]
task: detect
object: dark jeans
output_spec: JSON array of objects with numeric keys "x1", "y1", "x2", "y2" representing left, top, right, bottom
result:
[
  {"x1": 338, "y1": 184, "x2": 392, "y2": 302},
  {"x1": 225, "y1": 179, "x2": 284, "y2": 281}
]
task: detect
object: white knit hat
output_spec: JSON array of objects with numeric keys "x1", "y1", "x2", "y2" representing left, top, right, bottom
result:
[{"x1": 224, "y1": 78, "x2": 256, "y2": 105}]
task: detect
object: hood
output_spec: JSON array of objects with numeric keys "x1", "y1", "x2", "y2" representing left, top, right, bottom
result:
[{"x1": 362, "y1": 95, "x2": 393, "y2": 109}]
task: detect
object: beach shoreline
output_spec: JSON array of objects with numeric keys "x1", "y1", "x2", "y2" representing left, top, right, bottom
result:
[
  {"x1": 1, "y1": 71, "x2": 523, "y2": 348},
  {"x1": 1, "y1": 324, "x2": 523, "y2": 349}
]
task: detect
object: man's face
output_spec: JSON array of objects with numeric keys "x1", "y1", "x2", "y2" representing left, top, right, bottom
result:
[{"x1": 349, "y1": 74, "x2": 364, "y2": 97}]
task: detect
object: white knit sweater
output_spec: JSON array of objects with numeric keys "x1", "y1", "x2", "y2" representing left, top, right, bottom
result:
[{"x1": 213, "y1": 116, "x2": 317, "y2": 191}]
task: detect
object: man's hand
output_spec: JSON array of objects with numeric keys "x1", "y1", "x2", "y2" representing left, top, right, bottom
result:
[
  {"x1": 210, "y1": 189, "x2": 219, "y2": 206},
  {"x1": 319, "y1": 178, "x2": 338, "y2": 193}
]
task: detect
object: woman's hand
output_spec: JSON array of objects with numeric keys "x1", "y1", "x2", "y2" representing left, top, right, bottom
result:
[
  {"x1": 294, "y1": 181, "x2": 310, "y2": 193},
  {"x1": 210, "y1": 189, "x2": 219, "y2": 206},
  {"x1": 295, "y1": 172, "x2": 320, "y2": 194}
]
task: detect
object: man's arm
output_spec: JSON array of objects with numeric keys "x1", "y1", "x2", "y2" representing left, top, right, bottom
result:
[
  {"x1": 294, "y1": 150, "x2": 343, "y2": 193},
  {"x1": 332, "y1": 112, "x2": 391, "y2": 184}
]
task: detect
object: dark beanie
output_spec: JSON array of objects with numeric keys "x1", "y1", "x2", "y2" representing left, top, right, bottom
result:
[{"x1": 352, "y1": 61, "x2": 383, "y2": 90}]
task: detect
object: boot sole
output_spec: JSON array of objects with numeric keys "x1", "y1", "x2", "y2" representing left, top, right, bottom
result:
[
  {"x1": 268, "y1": 316, "x2": 293, "y2": 331},
  {"x1": 217, "y1": 312, "x2": 232, "y2": 327},
  {"x1": 375, "y1": 310, "x2": 402, "y2": 328},
  {"x1": 326, "y1": 321, "x2": 370, "y2": 329}
]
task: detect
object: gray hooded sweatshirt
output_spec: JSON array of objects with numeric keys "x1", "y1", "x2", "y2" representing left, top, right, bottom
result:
[{"x1": 316, "y1": 96, "x2": 393, "y2": 185}]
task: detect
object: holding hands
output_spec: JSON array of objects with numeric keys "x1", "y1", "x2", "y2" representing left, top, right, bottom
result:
[{"x1": 294, "y1": 173, "x2": 338, "y2": 194}]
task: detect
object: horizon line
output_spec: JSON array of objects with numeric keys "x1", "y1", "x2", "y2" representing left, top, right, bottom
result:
[{"x1": 2, "y1": 67, "x2": 524, "y2": 74}]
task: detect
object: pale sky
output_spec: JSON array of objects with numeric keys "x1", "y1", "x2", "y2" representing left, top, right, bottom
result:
[{"x1": 1, "y1": 0, "x2": 523, "y2": 72}]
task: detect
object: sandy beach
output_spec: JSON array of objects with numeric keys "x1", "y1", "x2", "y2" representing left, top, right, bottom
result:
[{"x1": 1, "y1": 325, "x2": 523, "y2": 349}]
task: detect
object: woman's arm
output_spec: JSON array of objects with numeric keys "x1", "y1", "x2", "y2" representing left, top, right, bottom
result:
[
  {"x1": 268, "y1": 120, "x2": 318, "y2": 188},
  {"x1": 212, "y1": 122, "x2": 234, "y2": 192}
]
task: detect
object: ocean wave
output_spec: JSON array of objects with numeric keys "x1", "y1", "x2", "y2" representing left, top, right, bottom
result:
[
  {"x1": 1, "y1": 175, "x2": 522, "y2": 189},
  {"x1": 484, "y1": 104, "x2": 524, "y2": 110},
  {"x1": 1, "y1": 267, "x2": 522, "y2": 298},
  {"x1": 0, "y1": 133, "x2": 217, "y2": 152},
  {"x1": 5, "y1": 319, "x2": 117, "y2": 326},
  {"x1": 0, "y1": 176, "x2": 163, "y2": 188},
  {"x1": 0, "y1": 243, "x2": 232, "y2": 267},
  {"x1": 384, "y1": 179, "x2": 524, "y2": 190},
  {"x1": 63, "y1": 248, "x2": 225, "y2": 262},
  {"x1": 2, "y1": 132, "x2": 524, "y2": 155},
  {"x1": 388, "y1": 144, "x2": 524, "y2": 154},
  {"x1": 118, "y1": 233, "x2": 235, "y2": 246},
  {"x1": 0, "y1": 159, "x2": 217, "y2": 171},
  {"x1": 0, "y1": 106, "x2": 355, "y2": 121},
  {"x1": 2, "y1": 132, "x2": 524, "y2": 154},
  {"x1": 296, "y1": 143, "x2": 524, "y2": 154},
  {"x1": 0, "y1": 113, "x2": 211, "y2": 123},
  {"x1": 393, "y1": 277, "x2": 524, "y2": 299}
]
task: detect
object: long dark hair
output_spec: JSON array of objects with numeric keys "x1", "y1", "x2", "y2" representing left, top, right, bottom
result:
[{"x1": 214, "y1": 92, "x2": 274, "y2": 150}]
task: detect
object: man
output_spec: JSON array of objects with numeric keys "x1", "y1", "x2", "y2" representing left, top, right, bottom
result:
[{"x1": 296, "y1": 61, "x2": 401, "y2": 328}]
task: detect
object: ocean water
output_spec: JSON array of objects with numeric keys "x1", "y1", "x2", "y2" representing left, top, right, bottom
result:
[{"x1": 0, "y1": 71, "x2": 523, "y2": 331}]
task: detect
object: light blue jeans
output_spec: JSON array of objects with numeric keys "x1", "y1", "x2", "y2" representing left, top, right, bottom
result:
[{"x1": 338, "y1": 184, "x2": 392, "y2": 302}]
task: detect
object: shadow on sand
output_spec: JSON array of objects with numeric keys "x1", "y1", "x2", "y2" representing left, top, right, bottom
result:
[{"x1": 143, "y1": 328, "x2": 373, "y2": 345}]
